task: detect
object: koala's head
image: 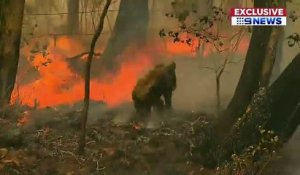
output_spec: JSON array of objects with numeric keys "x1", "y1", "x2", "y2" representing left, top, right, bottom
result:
[
  {"x1": 166, "y1": 61, "x2": 176, "y2": 90},
  {"x1": 167, "y1": 61, "x2": 176, "y2": 71}
]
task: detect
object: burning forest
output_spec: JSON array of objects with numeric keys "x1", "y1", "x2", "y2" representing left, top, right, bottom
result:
[{"x1": 0, "y1": 0, "x2": 300, "y2": 174}]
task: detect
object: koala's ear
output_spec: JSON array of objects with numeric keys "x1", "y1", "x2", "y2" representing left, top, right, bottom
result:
[{"x1": 170, "y1": 61, "x2": 176, "y2": 70}]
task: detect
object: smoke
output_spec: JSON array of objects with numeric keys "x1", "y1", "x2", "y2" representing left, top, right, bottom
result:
[
  {"x1": 264, "y1": 128, "x2": 300, "y2": 175},
  {"x1": 279, "y1": 128, "x2": 300, "y2": 175},
  {"x1": 100, "y1": 0, "x2": 149, "y2": 71},
  {"x1": 21, "y1": 101, "x2": 134, "y2": 131},
  {"x1": 18, "y1": 1, "x2": 300, "y2": 171},
  {"x1": 172, "y1": 53, "x2": 244, "y2": 114}
]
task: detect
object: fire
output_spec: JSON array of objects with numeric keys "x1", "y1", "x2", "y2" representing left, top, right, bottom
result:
[
  {"x1": 163, "y1": 30, "x2": 250, "y2": 57},
  {"x1": 12, "y1": 37, "x2": 153, "y2": 108},
  {"x1": 163, "y1": 33, "x2": 199, "y2": 56},
  {"x1": 165, "y1": 40, "x2": 198, "y2": 56},
  {"x1": 12, "y1": 33, "x2": 249, "y2": 109},
  {"x1": 92, "y1": 54, "x2": 152, "y2": 106}
]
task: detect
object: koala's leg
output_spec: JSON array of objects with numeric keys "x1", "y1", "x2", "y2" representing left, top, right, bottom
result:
[
  {"x1": 163, "y1": 91, "x2": 172, "y2": 109},
  {"x1": 137, "y1": 102, "x2": 151, "y2": 118},
  {"x1": 153, "y1": 96, "x2": 164, "y2": 113},
  {"x1": 143, "y1": 103, "x2": 151, "y2": 117},
  {"x1": 134, "y1": 100, "x2": 148, "y2": 117}
]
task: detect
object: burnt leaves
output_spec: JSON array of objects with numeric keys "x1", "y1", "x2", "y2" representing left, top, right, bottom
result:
[
  {"x1": 289, "y1": 10, "x2": 298, "y2": 22},
  {"x1": 160, "y1": 5, "x2": 227, "y2": 48},
  {"x1": 287, "y1": 33, "x2": 300, "y2": 47},
  {"x1": 287, "y1": 11, "x2": 300, "y2": 47}
]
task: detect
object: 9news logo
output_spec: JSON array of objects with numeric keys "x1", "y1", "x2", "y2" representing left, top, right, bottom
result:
[{"x1": 231, "y1": 8, "x2": 287, "y2": 26}]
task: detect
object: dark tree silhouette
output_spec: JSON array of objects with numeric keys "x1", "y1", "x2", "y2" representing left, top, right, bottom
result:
[
  {"x1": 99, "y1": 0, "x2": 149, "y2": 71},
  {"x1": 78, "y1": 0, "x2": 112, "y2": 155},
  {"x1": 0, "y1": 0, "x2": 25, "y2": 111},
  {"x1": 67, "y1": 0, "x2": 80, "y2": 34},
  {"x1": 213, "y1": 0, "x2": 276, "y2": 137},
  {"x1": 213, "y1": 52, "x2": 300, "y2": 165}
]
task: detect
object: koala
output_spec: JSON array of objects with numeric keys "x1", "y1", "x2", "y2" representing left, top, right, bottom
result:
[{"x1": 132, "y1": 62, "x2": 176, "y2": 117}]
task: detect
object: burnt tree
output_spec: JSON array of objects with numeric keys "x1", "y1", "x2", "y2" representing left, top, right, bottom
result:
[
  {"x1": 271, "y1": 0, "x2": 286, "y2": 84},
  {"x1": 99, "y1": 0, "x2": 149, "y2": 71},
  {"x1": 0, "y1": 0, "x2": 25, "y2": 110},
  {"x1": 67, "y1": 0, "x2": 80, "y2": 34},
  {"x1": 212, "y1": 53, "x2": 300, "y2": 165},
  {"x1": 214, "y1": 0, "x2": 277, "y2": 136},
  {"x1": 67, "y1": 0, "x2": 149, "y2": 77},
  {"x1": 267, "y1": 53, "x2": 300, "y2": 139},
  {"x1": 199, "y1": 0, "x2": 290, "y2": 167},
  {"x1": 271, "y1": 28, "x2": 285, "y2": 83}
]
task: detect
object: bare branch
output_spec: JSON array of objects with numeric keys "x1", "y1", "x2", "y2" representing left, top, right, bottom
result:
[
  {"x1": 217, "y1": 58, "x2": 228, "y2": 78},
  {"x1": 199, "y1": 66, "x2": 218, "y2": 73},
  {"x1": 67, "y1": 52, "x2": 102, "y2": 60},
  {"x1": 227, "y1": 58, "x2": 245, "y2": 65},
  {"x1": 78, "y1": 0, "x2": 112, "y2": 155}
]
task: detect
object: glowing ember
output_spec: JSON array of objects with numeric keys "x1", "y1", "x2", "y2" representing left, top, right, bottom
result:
[{"x1": 17, "y1": 111, "x2": 30, "y2": 126}]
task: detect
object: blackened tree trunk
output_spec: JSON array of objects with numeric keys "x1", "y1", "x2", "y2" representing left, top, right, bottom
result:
[
  {"x1": 270, "y1": 28, "x2": 284, "y2": 84},
  {"x1": 214, "y1": 0, "x2": 273, "y2": 136},
  {"x1": 259, "y1": 27, "x2": 282, "y2": 87},
  {"x1": 280, "y1": 103, "x2": 300, "y2": 142},
  {"x1": 267, "y1": 52, "x2": 300, "y2": 139},
  {"x1": 100, "y1": 0, "x2": 149, "y2": 70},
  {"x1": 270, "y1": 0, "x2": 286, "y2": 84},
  {"x1": 78, "y1": 0, "x2": 112, "y2": 155},
  {"x1": 0, "y1": 0, "x2": 25, "y2": 110},
  {"x1": 68, "y1": 0, "x2": 80, "y2": 34},
  {"x1": 262, "y1": 0, "x2": 286, "y2": 86},
  {"x1": 210, "y1": 53, "x2": 300, "y2": 166}
]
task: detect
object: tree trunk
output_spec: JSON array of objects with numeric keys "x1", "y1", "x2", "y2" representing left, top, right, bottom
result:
[
  {"x1": 216, "y1": 88, "x2": 271, "y2": 166},
  {"x1": 280, "y1": 103, "x2": 300, "y2": 142},
  {"x1": 216, "y1": 76, "x2": 221, "y2": 117},
  {"x1": 266, "y1": 53, "x2": 300, "y2": 138},
  {"x1": 215, "y1": 58, "x2": 228, "y2": 117},
  {"x1": 0, "y1": 0, "x2": 25, "y2": 110},
  {"x1": 270, "y1": 28, "x2": 284, "y2": 84},
  {"x1": 260, "y1": 27, "x2": 282, "y2": 87},
  {"x1": 67, "y1": 0, "x2": 80, "y2": 34},
  {"x1": 210, "y1": 53, "x2": 300, "y2": 166},
  {"x1": 270, "y1": 0, "x2": 286, "y2": 84},
  {"x1": 214, "y1": 0, "x2": 273, "y2": 136},
  {"x1": 78, "y1": 0, "x2": 112, "y2": 155},
  {"x1": 99, "y1": 0, "x2": 149, "y2": 71},
  {"x1": 229, "y1": 54, "x2": 300, "y2": 161}
]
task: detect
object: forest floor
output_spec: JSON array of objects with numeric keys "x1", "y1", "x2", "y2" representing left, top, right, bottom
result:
[
  {"x1": 0, "y1": 103, "x2": 299, "y2": 175},
  {"x1": 0, "y1": 103, "x2": 216, "y2": 175}
]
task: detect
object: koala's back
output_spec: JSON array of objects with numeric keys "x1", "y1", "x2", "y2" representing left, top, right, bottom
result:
[{"x1": 132, "y1": 64, "x2": 168, "y2": 101}]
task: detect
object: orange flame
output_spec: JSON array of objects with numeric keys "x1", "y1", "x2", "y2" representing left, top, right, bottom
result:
[
  {"x1": 12, "y1": 34, "x2": 249, "y2": 109},
  {"x1": 12, "y1": 37, "x2": 153, "y2": 108}
]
